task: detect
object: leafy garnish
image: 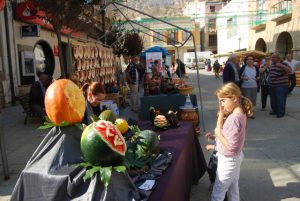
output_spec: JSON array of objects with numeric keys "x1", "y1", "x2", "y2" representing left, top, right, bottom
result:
[
  {"x1": 38, "y1": 120, "x2": 71, "y2": 130},
  {"x1": 78, "y1": 162, "x2": 127, "y2": 189}
]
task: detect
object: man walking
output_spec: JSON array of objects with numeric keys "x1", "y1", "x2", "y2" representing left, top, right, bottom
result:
[
  {"x1": 268, "y1": 53, "x2": 292, "y2": 118},
  {"x1": 223, "y1": 54, "x2": 240, "y2": 85},
  {"x1": 213, "y1": 60, "x2": 220, "y2": 79},
  {"x1": 126, "y1": 57, "x2": 139, "y2": 113}
]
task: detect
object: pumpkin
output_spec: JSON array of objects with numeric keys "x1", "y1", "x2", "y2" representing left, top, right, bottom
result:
[
  {"x1": 81, "y1": 120, "x2": 127, "y2": 166},
  {"x1": 115, "y1": 118, "x2": 129, "y2": 135},
  {"x1": 99, "y1": 110, "x2": 117, "y2": 123},
  {"x1": 45, "y1": 79, "x2": 85, "y2": 125}
]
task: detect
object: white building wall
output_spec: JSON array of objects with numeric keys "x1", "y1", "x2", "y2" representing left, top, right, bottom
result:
[
  {"x1": 217, "y1": 0, "x2": 252, "y2": 54},
  {"x1": 13, "y1": 21, "x2": 65, "y2": 81}
]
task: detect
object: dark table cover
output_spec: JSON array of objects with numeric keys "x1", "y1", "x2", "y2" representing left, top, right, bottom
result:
[
  {"x1": 140, "y1": 94, "x2": 197, "y2": 120},
  {"x1": 139, "y1": 121, "x2": 207, "y2": 201},
  {"x1": 11, "y1": 122, "x2": 206, "y2": 201},
  {"x1": 11, "y1": 126, "x2": 145, "y2": 201}
]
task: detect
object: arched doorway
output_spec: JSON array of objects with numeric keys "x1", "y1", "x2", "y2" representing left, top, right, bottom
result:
[
  {"x1": 275, "y1": 32, "x2": 293, "y2": 56},
  {"x1": 255, "y1": 38, "x2": 267, "y2": 52},
  {"x1": 34, "y1": 40, "x2": 55, "y2": 77}
]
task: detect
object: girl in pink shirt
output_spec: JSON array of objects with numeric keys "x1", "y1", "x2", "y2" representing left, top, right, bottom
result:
[{"x1": 206, "y1": 82, "x2": 253, "y2": 201}]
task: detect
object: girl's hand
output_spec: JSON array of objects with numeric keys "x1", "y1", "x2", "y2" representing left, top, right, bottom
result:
[
  {"x1": 206, "y1": 144, "x2": 215, "y2": 151},
  {"x1": 214, "y1": 127, "x2": 221, "y2": 137},
  {"x1": 205, "y1": 132, "x2": 215, "y2": 141},
  {"x1": 218, "y1": 101, "x2": 225, "y2": 116}
]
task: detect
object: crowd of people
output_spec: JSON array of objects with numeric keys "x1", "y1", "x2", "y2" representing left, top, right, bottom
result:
[
  {"x1": 221, "y1": 52, "x2": 294, "y2": 118},
  {"x1": 205, "y1": 51, "x2": 298, "y2": 201}
]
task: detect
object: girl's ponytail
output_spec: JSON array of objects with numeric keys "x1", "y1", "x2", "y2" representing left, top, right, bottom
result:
[{"x1": 240, "y1": 96, "x2": 253, "y2": 118}]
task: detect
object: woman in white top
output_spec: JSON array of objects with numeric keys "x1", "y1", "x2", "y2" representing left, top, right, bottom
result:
[
  {"x1": 284, "y1": 53, "x2": 300, "y2": 94},
  {"x1": 240, "y1": 55, "x2": 259, "y2": 118}
]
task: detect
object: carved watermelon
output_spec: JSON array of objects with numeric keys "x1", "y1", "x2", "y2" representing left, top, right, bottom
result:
[{"x1": 80, "y1": 120, "x2": 127, "y2": 166}]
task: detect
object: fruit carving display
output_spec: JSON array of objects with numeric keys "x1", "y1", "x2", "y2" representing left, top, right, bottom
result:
[
  {"x1": 166, "y1": 110, "x2": 180, "y2": 127},
  {"x1": 45, "y1": 79, "x2": 85, "y2": 125},
  {"x1": 80, "y1": 120, "x2": 127, "y2": 166},
  {"x1": 154, "y1": 115, "x2": 168, "y2": 128},
  {"x1": 137, "y1": 130, "x2": 160, "y2": 156},
  {"x1": 99, "y1": 110, "x2": 117, "y2": 123},
  {"x1": 115, "y1": 118, "x2": 129, "y2": 135}
]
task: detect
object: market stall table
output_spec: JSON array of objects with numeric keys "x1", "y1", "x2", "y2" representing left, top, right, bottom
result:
[
  {"x1": 140, "y1": 94, "x2": 198, "y2": 120},
  {"x1": 11, "y1": 121, "x2": 206, "y2": 201},
  {"x1": 139, "y1": 121, "x2": 207, "y2": 201}
]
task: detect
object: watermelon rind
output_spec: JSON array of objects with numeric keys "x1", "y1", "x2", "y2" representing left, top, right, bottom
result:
[
  {"x1": 137, "y1": 130, "x2": 160, "y2": 156},
  {"x1": 80, "y1": 121, "x2": 126, "y2": 167}
]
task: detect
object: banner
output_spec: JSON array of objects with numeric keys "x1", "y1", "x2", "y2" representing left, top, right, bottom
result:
[
  {"x1": 146, "y1": 52, "x2": 162, "y2": 73},
  {"x1": 15, "y1": 2, "x2": 80, "y2": 37}
]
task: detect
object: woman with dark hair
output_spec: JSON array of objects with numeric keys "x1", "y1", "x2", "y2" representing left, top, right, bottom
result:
[
  {"x1": 81, "y1": 82, "x2": 106, "y2": 125},
  {"x1": 239, "y1": 55, "x2": 259, "y2": 118}
]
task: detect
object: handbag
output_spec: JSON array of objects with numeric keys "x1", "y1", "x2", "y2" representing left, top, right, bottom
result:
[{"x1": 207, "y1": 150, "x2": 218, "y2": 183}]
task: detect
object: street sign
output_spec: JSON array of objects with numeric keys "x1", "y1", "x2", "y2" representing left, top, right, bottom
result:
[{"x1": 21, "y1": 24, "x2": 40, "y2": 37}]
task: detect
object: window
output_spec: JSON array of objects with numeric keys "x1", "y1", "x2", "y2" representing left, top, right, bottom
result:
[
  {"x1": 208, "y1": 18, "x2": 216, "y2": 30},
  {"x1": 227, "y1": 17, "x2": 237, "y2": 38},
  {"x1": 210, "y1": 6, "x2": 215, "y2": 13},
  {"x1": 167, "y1": 32, "x2": 177, "y2": 45},
  {"x1": 182, "y1": 31, "x2": 191, "y2": 41},
  {"x1": 153, "y1": 31, "x2": 164, "y2": 42},
  {"x1": 209, "y1": 34, "x2": 217, "y2": 46}
]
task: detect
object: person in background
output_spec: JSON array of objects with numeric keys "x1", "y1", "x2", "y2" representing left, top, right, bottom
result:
[
  {"x1": 268, "y1": 53, "x2": 292, "y2": 118},
  {"x1": 29, "y1": 73, "x2": 49, "y2": 122},
  {"x1": 240, "y1": 55, "x2": 259, "y2": 119},
  {"x1": 259, "y1": 56, "x2": 271, "y2": 111},
  {"x1": 162, "y1": 55, "x2": 171, "y2": 79},
  {"x1": 207, "y1": 59, "x2": 212, "y2": 71},
  {"x1": 81, "y1": 82, "x2": 106, "y2": 125},
  {"x1": 67, "y1": 73, "x2": 79, "y2": 85},
  {"x1": 171, "y1": 62, "x2": 176, "y2": 74},
  {"x1": 126, "y1": 56, "x2": 139, "y2": 113},
  {"x1": 151, "y1": 60, "x2": 159, "y2": 75},
  {"x1": 223, "y1": 54, "x2": 240, "y2": 85},
  {"x1": 213, "y1": 60, "x2": 221, "y2": 79},
  {"x1": 136, "y1": 58, "x2": 145, "y2": 84},
  {"x1": 175, "y1": 58, "x2": 186, "y2": 78},
  {"x1": 206, "y1": 82, "x2": 253, "y2": 201},
  {"x1": 284, "y1": 53, "x2": 300, "y2": 95}
]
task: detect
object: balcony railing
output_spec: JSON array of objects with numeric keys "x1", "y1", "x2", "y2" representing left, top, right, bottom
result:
[{"x1": 271, "y1": 0, "x2": 292, "y2": 16}]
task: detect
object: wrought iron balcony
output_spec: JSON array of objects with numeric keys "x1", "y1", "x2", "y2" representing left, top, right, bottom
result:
[{"x1": 271, "y1": 0, "x2": 292, "y2": 22}]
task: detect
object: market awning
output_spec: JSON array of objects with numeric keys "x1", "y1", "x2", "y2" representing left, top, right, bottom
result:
[
  {"x1": 140, "y1": 46, "x2": 169, "y2": 59},
  {"x1": 213, "y1": 50, "x2": 267, "y2": 59},
  {"x1": 235, "y1": 50, "x2": 267, "y2": 59}
]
